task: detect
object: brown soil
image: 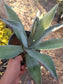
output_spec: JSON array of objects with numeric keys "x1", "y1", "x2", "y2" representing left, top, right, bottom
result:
[
  {"x1": 9, "y1": 31, "x2": 30, "y2": 45},
  {"x1": 9, "y1": 34, "x2": 22, "y2": 45},
  {"x1": 0, "y1": 0, "x2": 63, "y2": 84}
]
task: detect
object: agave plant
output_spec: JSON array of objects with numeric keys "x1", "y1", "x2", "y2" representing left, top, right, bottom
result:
[{"x1": 0, "y1": 3, "x2": 63, "y2": 84}]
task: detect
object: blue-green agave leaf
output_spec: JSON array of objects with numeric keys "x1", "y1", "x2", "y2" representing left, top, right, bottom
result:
[
  {"x1": 0, "y1": 45, "x2": 23, "y2": 59},
  {"x1": 26, "y1": 49, "x2": 58, "y2": 79},
  {"x1": 39, "y1": 4, "x2": 58, "y2": 30},
  {"x1": 29, "y1": 4, "x2": 58, "y2": 47},
  {"x1": 4, "y1": 3, "x2": 21, "y2": 23},
  {"x1": 26, "y1": 54, "x2": 42, "y2": 84},
  {"x1": 33, "y1": 39, "x2": 63, "y2": 50},
  {"x1": 1, "y1": 19, "x2": 28, "y2": 48},
  {"x1": 38, "y1": 23, "x2": 63, "y2": 43}
]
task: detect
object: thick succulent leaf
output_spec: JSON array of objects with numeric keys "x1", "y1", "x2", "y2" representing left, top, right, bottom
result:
[
  {"x1": 31, "y1": 23, "x2": 63, "y2": 47},
  {"x1": 28, "y1": 17, "x2": 39, "y2": 46},
  {"x1": 29, "y1": 4, "x2": 58, "y2": 47},
  {"x1": 1, "y1": 19, "x2": 28, "y2": 48},
  {"x1": 33, "y1": 39, "x2": 63, "y2": 50},
  {"x1": 39, "y1": 4, "x2": 58, "y2": 30},
  {"x1": 26, "y1": 54, "x2": 42, "y2": 84},
  {"x1": 38, "y1": 23, "x2": 63, "y2": 43},
  {"x1": 4, "y1": 3, "x2": 21, "y2": 22},
  {"x1": 0, "y1": 45, "x2": 23, "y2": 59},
  {"x1": 26, "y1": 49, "x2": 58, "y2": 79}
]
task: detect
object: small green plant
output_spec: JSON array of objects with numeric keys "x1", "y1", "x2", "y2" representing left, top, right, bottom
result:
[{"x1": 0, "y1": 3, "x2": 63, "y2": 84}]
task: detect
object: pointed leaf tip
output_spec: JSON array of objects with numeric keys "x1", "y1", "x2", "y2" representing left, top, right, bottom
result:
[{"x1": 4, "y1": 3, "x2": 21, "y2": 23}]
